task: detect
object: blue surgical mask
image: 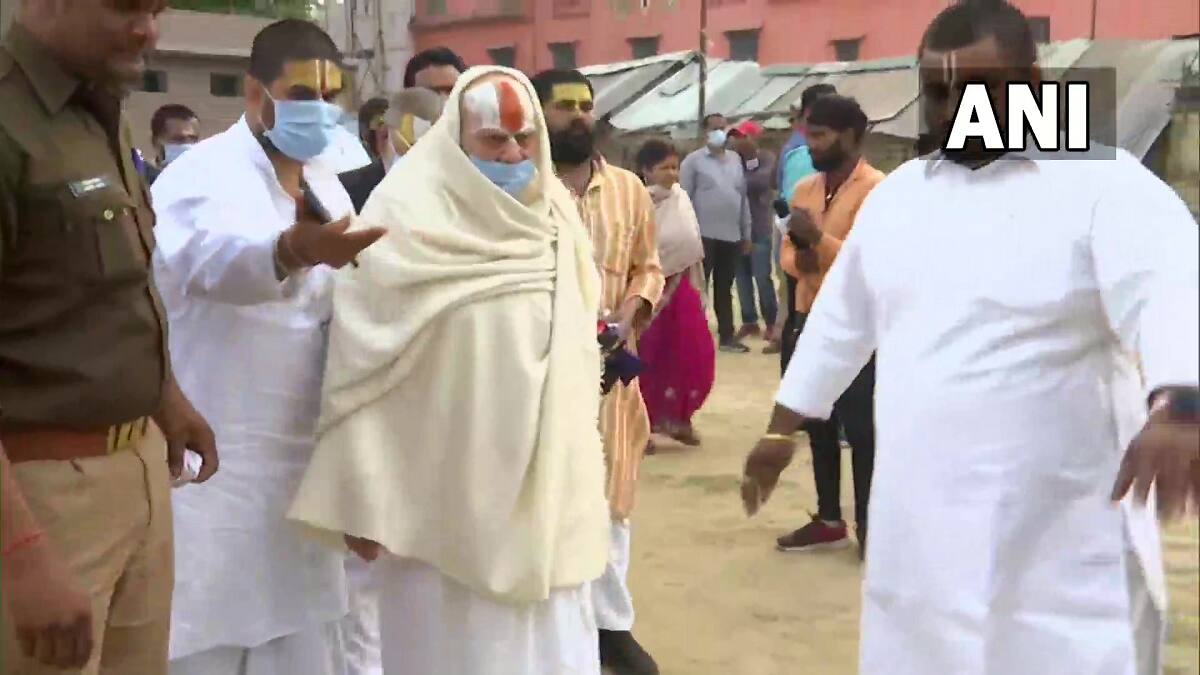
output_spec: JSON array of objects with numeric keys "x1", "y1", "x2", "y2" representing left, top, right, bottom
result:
[
  {"x1": 470, "y1": 156, "x2": 536, "y2": 198},
  {"x1": 263, "y1": 94, "x2": 343, "y2": 162},
  {"x1": 162, "y1": 142, "x2": 193, "y2": 165},
  {"x1": 707, "y1": 129, "x2": 728, "y2": 149}
]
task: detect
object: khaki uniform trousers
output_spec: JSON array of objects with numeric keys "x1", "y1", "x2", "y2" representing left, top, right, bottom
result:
[{"x1": 2, "y1": 424, "x2": 173, "y2": 675}]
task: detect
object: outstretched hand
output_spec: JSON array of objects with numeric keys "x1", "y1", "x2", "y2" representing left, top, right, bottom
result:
[
  {"x1": 286, "y1": 211, "x2": 386, "y2": 270},
  {"x1": 741, "y1": 437, "x2": 796, "y2": 517},
  {"x1": 1111, "y1": 407, "x2": 1200, "y2": 521}
]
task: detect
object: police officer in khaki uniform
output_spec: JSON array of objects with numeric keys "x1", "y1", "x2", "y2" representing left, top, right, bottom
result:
[{"x1": 0, "y1": 1, "x2": 218, "y2": 673}]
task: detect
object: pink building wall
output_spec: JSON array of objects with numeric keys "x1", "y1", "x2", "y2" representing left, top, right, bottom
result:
[{"x1": 411, "y1": 0, "x2": 1200, "y2": 73}]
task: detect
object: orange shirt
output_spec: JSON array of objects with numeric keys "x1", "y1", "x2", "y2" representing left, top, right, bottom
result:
[{"x1": 782, "y1": 158, "x2": 885, "y2": 312}]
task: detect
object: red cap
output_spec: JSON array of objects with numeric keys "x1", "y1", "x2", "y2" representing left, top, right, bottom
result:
[{"x1": 730, "y1": 120, "x2": 763, "y2": 138}]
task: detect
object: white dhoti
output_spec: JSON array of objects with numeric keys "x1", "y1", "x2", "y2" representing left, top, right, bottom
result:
[
  {"x1": 592, "y1": 519, "x2": 635, "y2": 631},
  {"x1": 378, "y1": 558, "x2": 600, "y2": 675},
  {"x1": 169, "y1": 620, "x2": 346, "y2": 675},
  {"x1": 342, "y1": 555, "x2": 383, "y2": 675}
]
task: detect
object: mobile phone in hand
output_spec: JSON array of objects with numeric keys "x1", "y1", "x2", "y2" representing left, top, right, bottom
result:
[{"x1": 772, "y1": 197, "x2": 791, "y2": 219}]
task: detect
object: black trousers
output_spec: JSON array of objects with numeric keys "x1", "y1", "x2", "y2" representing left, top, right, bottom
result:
[
  {"x1": 780, "y1": 275, "x2": 799, "y2": 376},
  {"x1": 791, "y1": 311, "x2": 877, "y2": 527},
  {"x1": 702, "y1": 238, "x2": 741, "y2": 343}
]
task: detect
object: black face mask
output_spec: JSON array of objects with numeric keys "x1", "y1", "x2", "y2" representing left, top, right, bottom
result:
[
  {"x1": 811, "y1": 141, "x2": 848, "y2": 173},
  {"x1": 549, "y1": 119, "x2": 594, "y2": 165}
]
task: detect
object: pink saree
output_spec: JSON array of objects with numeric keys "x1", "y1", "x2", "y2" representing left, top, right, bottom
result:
[{"x1": 638, "y1": 274, "x2": 715, "y2": 428}]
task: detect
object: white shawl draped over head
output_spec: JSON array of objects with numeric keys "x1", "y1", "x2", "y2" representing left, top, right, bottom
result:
[
  {"x1": 648, "y1": 183, "x2": 704, "y2": 277},
  {"x1": 287, "y1": 66, "x2": 610, "y2": 605}
]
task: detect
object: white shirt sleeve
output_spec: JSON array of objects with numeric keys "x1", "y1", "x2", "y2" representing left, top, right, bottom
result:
[
  {"x1": 776, "y1": 199, "x2": 880, "y2": 419},
  {"x1": 153, "y1": 193, "x2": 305, "y2": 306},
  {"x1": 1090, "y1": 155, "x2": 1200, "y2": 392}
]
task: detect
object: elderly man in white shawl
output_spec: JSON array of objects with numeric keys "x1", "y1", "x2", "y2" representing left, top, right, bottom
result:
[{"x1": 288, "y1": 66, "x2": 611, "y2": 675}]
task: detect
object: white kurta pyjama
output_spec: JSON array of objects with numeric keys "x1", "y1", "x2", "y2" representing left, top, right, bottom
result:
[
  {"x1": 152, "y1": 118, "x2": 352, "y2": 671},
  {"x1": 378, "y1": 558, "x2": 600, "y2": 675},
  {"x1": 778, "y1": 148, "x2": 1198, "y2": 675}
]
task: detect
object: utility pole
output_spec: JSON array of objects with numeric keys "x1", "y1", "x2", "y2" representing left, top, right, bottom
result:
[
  {"x1": 1089, "y1": 0, "x2": 1098, "y2": 39},
  {"x1": 697, "y1": 0, "x2": 708, "y2": 140}
]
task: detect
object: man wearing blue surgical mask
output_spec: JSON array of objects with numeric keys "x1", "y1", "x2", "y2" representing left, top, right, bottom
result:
[
  {"x1": 680, "y1": 112, "x2": 753, "y2": 353},
  {"x1": 147, "y1": 103, "x2": 199, "y2": 185},
  {"x1": 148, "y1": 18, "x2": 385, "y2": 675},
  {"x1": 288, "y1": 67, "x2": 616, "y2": 675}
]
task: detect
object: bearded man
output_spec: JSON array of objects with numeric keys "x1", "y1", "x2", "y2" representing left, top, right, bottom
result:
[
  {"x1": 530, "y1": 68, "x2": 665, "y2": 675},
  {"x1": 289, "y1": 67, "x2": 611, "y2": 675}
]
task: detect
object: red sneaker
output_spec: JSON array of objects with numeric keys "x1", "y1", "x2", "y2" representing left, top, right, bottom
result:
[{"x1": 776, "y1": 515, "x2": 850, "y2": 552}]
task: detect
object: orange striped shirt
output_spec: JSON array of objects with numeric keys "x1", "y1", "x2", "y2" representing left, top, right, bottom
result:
[{"x1": 570, "y1": 157, "x2": 665, "y2": 520}]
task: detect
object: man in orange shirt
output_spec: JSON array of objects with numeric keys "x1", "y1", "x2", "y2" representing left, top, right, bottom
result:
[{"x1": 776, "y1": 95, "x2": 884, "y2": 559}]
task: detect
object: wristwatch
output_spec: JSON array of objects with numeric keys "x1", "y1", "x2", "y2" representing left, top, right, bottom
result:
[{"x1": 1148, "y1": 386, "x2": 1200, "y2": 423}]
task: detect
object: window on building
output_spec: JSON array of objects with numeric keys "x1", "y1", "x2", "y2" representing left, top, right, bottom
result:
[
  {"x1": 552, "y1": 0, "x2": 588, "y2": 17},
  {"x1": 726, "y1": 30, "x2": 760, "y2": 62},
  {"x1": 210, "y1": 73, "x2": 243, "y2": 98},
  {"x1": 832, "y1": 38, "x2": 862, "y2": 62},
  {"x1": 425, "y1": 0, "x2": 447, "y2": 15},
  {"x1": 629, "y1": 37, "x2": 660, "y2": 60},
  {"x1": 549, "y1": 42, "x2": 577, "y2": 70},
  {"x1": 488, "y1": 46, "x2": 517, "y2": 68},
  {"x1": 1028, "y1": 16, "x2": 1051, "y2": 44},
  {"x1": 142, "y1": 69, "x2": 168, "y2": 93}
]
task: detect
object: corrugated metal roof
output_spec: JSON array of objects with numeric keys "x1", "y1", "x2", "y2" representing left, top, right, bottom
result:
[
  {"x1": 585, "y1": 37, "x2": 1199, "y2": 159},
  {"x1": 607, "y1": 58, "x2": 760, "y2": 132}
]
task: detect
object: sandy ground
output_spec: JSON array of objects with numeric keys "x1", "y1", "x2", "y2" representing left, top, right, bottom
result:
[{"x1": 623, "y1": 342, "x2": 1200, "y2": 675}]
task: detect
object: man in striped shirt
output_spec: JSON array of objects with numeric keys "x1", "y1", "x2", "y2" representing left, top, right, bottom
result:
[{"x1": 532, "y1": 69, "x2": 665, "y2": 675}]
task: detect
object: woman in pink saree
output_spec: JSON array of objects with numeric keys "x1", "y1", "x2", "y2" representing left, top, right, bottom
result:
[{"x1": 636, "y1": 140, "x2": 716, "y2": 447}]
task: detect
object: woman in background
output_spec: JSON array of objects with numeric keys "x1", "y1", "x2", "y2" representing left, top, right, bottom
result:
[{"x1": 636, "y1": 139, "x2": 715, "y2": 447}]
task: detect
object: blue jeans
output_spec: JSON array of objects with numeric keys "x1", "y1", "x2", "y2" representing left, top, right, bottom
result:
[{"x1": 735, "y1": 235, "x2": 778, "y2": 328}]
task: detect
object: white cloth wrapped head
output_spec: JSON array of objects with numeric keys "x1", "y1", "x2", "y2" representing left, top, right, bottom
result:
[{"x1": 287, "y1": 66, "x2": 611, "y2": 606}]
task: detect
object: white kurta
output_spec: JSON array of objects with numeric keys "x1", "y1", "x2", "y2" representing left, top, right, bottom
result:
[
  {"x1": 778, "y1": 149, "x2": 1198, "y2": 675},
  {"x1": 152, "y1": 118, "x2": 352, "y2": 661}
]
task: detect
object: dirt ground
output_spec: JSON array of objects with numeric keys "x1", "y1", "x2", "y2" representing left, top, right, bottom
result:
[{"x1": 624, "y1": 342, "x2": 1200, "y2": 675}]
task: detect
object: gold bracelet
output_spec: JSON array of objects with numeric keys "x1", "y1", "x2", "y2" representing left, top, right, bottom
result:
[{"x1": 761, "y1": 433, "x2": 795, "y2": 442}]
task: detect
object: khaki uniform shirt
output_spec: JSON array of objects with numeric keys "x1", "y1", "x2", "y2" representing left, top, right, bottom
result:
[
  {"x1": 0, "y1": 24, "x2": 169, "y2": 430},
  {"x1": 570, "y1": 157, "x2": 665, "y2": 520}
]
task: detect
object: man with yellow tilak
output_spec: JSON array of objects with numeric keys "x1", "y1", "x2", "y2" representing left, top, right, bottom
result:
[
  {"x1": 288, "y1": 67, "x2": 611, "y2": 675},
  {"x1": 531, "y1": 69, "x2": 665, "y2": 675},
  {"x1": 339, "y1": 87, "x2": 446, "y2": 214},
  {"x1": 153, "y1": 20, "x2": 385, "y2": 675}
]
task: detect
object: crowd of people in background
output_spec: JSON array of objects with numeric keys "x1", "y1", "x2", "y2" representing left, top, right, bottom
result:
[{"x1": 1, "y1": 1, "x2": 1197, "y2": 675}]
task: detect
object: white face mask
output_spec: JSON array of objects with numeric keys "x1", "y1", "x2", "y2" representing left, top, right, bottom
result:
[{"x1": 706, "y1": 129, "x2": 728, "y2": 149}]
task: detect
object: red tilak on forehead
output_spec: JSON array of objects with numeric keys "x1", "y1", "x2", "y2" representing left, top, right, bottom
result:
[{"x1": 497, "y1": 80, "x2": 525, "y2": 134}]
